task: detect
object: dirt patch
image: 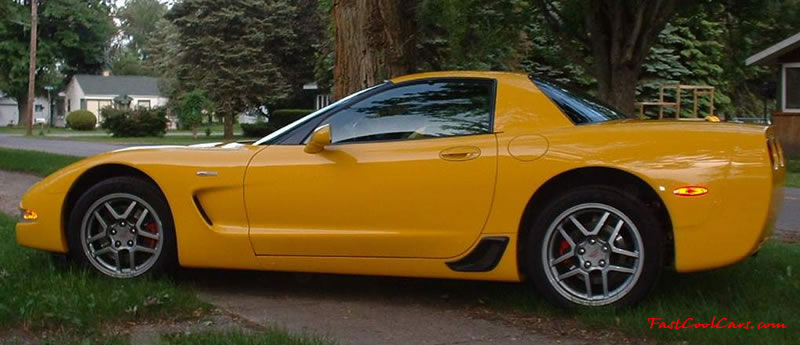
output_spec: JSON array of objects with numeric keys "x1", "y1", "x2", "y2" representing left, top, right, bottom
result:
[{"x1": 0, "y1": 170, "x2": 39, "y2": 217}]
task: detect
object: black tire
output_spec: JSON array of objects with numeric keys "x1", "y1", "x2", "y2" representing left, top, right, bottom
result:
[
  {"x1": 525, "y1": 185, "x2": 664, "y2": 308},
  {"x1": 67, "y1": 176, "x2": 177, "y2": 278}
]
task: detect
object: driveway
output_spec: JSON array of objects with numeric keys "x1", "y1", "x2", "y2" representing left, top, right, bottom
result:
[{"x1": 0, "y1": 134, "x2": 128, "y2": 157}]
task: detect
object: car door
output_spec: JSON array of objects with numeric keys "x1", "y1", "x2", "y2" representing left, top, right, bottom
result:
[{"x1": 244, "y1": 78, "x2": 498, "y2": 258}]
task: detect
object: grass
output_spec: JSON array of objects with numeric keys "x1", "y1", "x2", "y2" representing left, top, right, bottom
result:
[
  {"x1": 0, "y1": 148, "x2": 82, "y2": 176},
  {"x1": 480, "y1": 241, "x2": 799, "y2": 345},
  {"x1": 0, "y1": 212, "x2": 208, "y2": 334},
  {"x1": 786, "y1": 158, "x2": 800, "y2": 188}
]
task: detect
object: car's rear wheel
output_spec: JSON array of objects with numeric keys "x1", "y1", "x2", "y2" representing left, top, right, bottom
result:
[
  {"x1": 67, "y1": 176, "x2": 176, "y2": 278},
  {"x1": 526, "y1": 186, "x2": 664, "y2": 307}
]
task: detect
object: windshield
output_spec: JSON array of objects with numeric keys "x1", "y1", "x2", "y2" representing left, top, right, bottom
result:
[
  {"x1": 253, "y1": 82, "x2": 388, "y2": 145},
  {"x1": 531, "y1": 77, "x2": 633, "y2": 124}
]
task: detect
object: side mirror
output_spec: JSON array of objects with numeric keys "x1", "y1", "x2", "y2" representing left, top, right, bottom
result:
[{"x1": 304, "y1": 124, "x2": 332, "y2": 154}]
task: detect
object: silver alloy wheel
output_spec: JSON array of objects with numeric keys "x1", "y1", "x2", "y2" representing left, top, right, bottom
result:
[
  {"x1": 541, "y1": 203, "x2": 644, "y2": 306},
  {"x1": 80, "y1": 193, "x2": 163, "y2": 278}
]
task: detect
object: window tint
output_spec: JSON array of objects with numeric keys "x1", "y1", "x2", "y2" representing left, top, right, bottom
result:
[
  {"x1": 531, "y1": 77, "x2": 633, "y2": 124},
  {"x1": 319, "y1": 79, "x2": 493, "y2": 144}
]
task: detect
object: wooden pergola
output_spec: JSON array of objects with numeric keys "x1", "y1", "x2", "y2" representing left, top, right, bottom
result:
[{"x1": 636, "y1": 84, "x2": 716, "y2": 119}]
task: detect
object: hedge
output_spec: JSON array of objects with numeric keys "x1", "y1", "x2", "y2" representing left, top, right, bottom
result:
[
  {"x1": 65, "y1": 110, "x2": 97, "y2": 130},
  {"x1": 101, "y1": 107, "x2": 168, "y2": 137},
  {"x1": 239, "y1": 109, "x2": 314, "y2": 138},
  {"x1": 240, "y1": 122, "x2": 278, "y2": 138},
  {"x1": 269, "y1": 109, "x2": 314, "y2": 129}
]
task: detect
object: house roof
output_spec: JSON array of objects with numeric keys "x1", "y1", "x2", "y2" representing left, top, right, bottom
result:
[
  {"x1": 73, "y1": 74, "x2": 163, "y2": 96},
  {"x1": 746, "y1": 32, "x2": 800, "y2": 65}
]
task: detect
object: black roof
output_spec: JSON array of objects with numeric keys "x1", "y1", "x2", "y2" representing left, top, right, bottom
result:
[{"x1": 74, "y1": 74, "x2": 163, "y2": 96}]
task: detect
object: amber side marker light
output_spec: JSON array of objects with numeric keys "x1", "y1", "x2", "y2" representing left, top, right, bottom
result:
[
  {"x1": 673, "y1": 187, "x2": 708, "y2": 197},
  {"x1": 22, "y1": 209, "x2": 38, "y2": 221}
]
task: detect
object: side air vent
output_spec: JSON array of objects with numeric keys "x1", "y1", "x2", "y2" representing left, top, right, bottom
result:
[
  {"x1": 446, "y1": 237, "x2": 509, "y2": 272},
  {"x1": 192, "y1": 195, "x2": 214, "y2": 226}
]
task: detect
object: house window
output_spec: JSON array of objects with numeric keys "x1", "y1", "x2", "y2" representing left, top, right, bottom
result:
[
  {"x1": 785, "y1": 63, "x2": 800, "y2": 111},
  {"x1": 67, "y1": 99, "x2": 71, "y2": 112},
  {"x1": 34, "y1": 104, "x2": 44, "y2": 112},
  {"x1": 137, "y1": 100, "x2": 151, "y2": 109}
]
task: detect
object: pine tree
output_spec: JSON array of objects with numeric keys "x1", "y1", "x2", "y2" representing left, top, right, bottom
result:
[{"x1": 167, "y1": 0, "x2": 296, "y2": 139}]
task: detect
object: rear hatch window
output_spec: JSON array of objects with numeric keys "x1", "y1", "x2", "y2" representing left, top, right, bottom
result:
[{"x1": 531, "y1": 76, "x2": 634, "y2": 124}]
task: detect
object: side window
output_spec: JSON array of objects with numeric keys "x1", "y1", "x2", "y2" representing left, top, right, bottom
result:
[{"x1": 320, "y1": 79, "x2": 494, "y2": 144}]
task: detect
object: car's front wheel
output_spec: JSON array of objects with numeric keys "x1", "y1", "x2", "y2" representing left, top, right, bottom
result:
[
  {"x1": 67, "y1": 176, "x2": 176, "y2": 278},
  {"x1": 526, "y1": 186, "x2": 664, "y2": 307}
]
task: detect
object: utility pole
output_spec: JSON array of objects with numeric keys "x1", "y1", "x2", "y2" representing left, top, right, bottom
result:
[{"x1": 25, "y1": 0, "x2": 38, "y2": 136}]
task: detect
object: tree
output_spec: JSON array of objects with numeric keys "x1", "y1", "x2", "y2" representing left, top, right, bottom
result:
[
  {"x1": 417, "y1": 0, "x2": 525, "y2": 71},
  {"x1": 167, "y1": 0, "x2": 296, "y2": 139},
  {"x1": 179, "y1": 89, "x2": 212, "y2": 138},
  {"x1": 111, "y1": 50, "x2": 156, "y2": 76},
  {"x1": 332, "y1": 0, "x2": 418, "y2": 99},
  {"x1": 147, "y1": 18, "x2": 181, "y2": 98},
  {"x1": 0, "y1": 0, "x2": 114, "y2": 124},
  {"x1": 532, "y1": 0, "x2": 686, "y2": 113},
  {"x1": 116, "y1": 0, "x2": 167, "y2": 61},
  {"x1": 274, "y1": 0, "x2": 327, "y2": 106}
]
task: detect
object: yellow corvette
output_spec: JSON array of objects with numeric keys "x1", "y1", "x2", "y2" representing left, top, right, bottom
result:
[{"x1": 16, "y1": 72, "x2": 785, "y2": 307}]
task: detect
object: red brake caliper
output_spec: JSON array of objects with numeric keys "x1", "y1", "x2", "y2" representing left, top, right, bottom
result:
[
  {"x1": 558, "y1": 239, "x2": 573, "y2": 266},
  {"x1": 144, "y1": 222, "x2": 158, "y2": 248}
]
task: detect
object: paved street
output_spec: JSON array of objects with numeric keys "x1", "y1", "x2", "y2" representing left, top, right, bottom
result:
[
  {"x1": 777, "y1": 187, "x2": 800, "y2": 233},
  {"x1": 0, "y1": 134, "x2": 129, "y2": 157}
]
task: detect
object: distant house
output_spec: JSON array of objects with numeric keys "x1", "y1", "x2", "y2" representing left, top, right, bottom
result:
[
  {"x1": 747, "y1": 32, "x2": 800, "y2": 154},
  {"x1": 0, "y1": 92, "x2": 52, "y2": 127},
  {"x1": 65, "y1": 74, "x2": 168, "y2": 124}
]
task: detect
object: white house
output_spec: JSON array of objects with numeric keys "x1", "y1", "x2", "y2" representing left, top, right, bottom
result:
[
  {"x1": 65, "y1": 74, "x2": 168, "y2": 123},
  {"x1": 0, "y1": 93, "x2": 52, "y2": 127}
]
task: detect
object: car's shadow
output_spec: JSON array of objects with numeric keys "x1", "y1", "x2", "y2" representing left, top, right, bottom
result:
[{"x1": 173, "y1": 267, "x2": 544, "y2": 311}]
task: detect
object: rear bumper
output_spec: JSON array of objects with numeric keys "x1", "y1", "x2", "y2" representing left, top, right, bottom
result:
[{"x1": 672, "y1": 133, "x2": 785, "y2": 272}]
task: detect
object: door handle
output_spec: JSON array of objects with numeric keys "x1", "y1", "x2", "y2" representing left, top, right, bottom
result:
[{"x1": 440, "y1": 146, "x2": 481, "y2": 161}]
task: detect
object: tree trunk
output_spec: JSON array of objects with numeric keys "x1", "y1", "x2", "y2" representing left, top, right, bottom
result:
[
  {"x1": 16, "y1": 95, "x2": 27, "y2": 127},
  {"x1": 596, "y1": 66, "x2": 640, "y2": 115},
  {"x1": 223, "y1": 113, "x2": 234, "y2": 140},
  {"x1": 332, "y1": 0, "x2": 417, "y2": 100},
  {"x1": 192, "y1": 125, "x2": 198, "y2": 139}
]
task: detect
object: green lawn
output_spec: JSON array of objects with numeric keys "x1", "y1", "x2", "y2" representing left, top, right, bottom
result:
[
  {"x1": 0, "y1": 148, "x2": 82, "y2": 176},
  {"x1": 479, "y1": 241, "x2": 799, "y2": 345},
  {"x1": 0, "y1": 212, "x2": 208, "y2": 334},
  {"x1": 786, "y1": 158, "x2": 800, "y2": 188},
  {"x1": 0, "y1": 124, "x2": 227, "y2": 135}
]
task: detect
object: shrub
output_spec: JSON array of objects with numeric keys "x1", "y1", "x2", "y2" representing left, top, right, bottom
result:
[
  {"x1": 179, "y1": 90, "x2": 212, "y2": 136},
  {"x1": 101, "y1": 107, "x2": 168, "y2": 137},
  {"x1": 240, "y1": 122, "x2": 278, "y2": 138},
  {"x1": 269, "y1": 109, "x2": 314, "y2": 129},
  {"x1": 65, "y1": 110, "x2": 97, "y2": 130}
]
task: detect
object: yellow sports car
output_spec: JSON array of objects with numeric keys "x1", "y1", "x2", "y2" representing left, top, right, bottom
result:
[{"x1": 16, "y1": 72, "x2": 785, "y2": 307}]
